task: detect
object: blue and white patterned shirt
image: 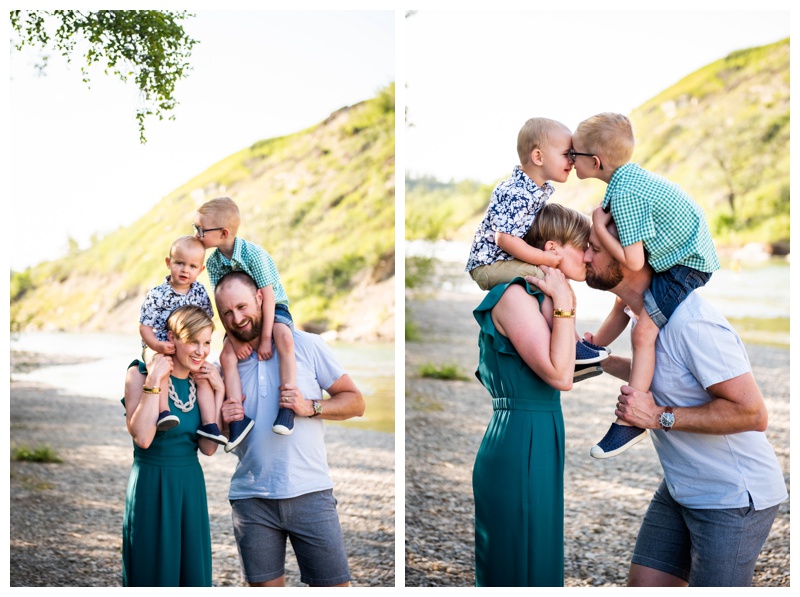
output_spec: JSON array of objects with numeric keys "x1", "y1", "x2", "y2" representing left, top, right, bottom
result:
[
  {"x1": 139, "y1": 277, "x2": 214, "y2": 344},
  {"x1": 465, "y1": 166, "x2": 554, "y2": 272},
  {"x1": 205, "y1": 237, "x2": 289, "y2": 306}
]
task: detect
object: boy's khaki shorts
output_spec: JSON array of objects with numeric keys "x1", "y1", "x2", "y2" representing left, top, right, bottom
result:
[{"x1": 469, "y1": 259, "x2": 544, "y2": 291}]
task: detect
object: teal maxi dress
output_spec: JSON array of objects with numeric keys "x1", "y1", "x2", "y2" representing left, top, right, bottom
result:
[
  {"x1": 472, "y1": 278, "x2": 565, "y2": 587},
  {"x1": 122, "y1": 362, "x2": 212, "y2": 587}
]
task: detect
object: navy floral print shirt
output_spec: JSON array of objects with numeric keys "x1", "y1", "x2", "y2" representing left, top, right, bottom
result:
[
  {"x1": 139, "y1": 276, "x2": 214, "y2": 344},
  {"x1": 466, "y1": 166, "x2": 554, "y2": 272}
]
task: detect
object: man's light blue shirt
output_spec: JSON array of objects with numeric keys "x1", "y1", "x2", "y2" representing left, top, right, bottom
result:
[
  {"x1": 648, "y1": 292, "x2": 787, "y2": 510},
  {"x1": 227, "y1": 331, "x2": 346, "y2": 500}
]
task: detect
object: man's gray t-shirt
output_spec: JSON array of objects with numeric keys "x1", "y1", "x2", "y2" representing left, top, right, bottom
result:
[
  {"x1": 227, "y1": 330, "x2": 346, "y2": 500},
  {"x1": 647, "y1": 292, "x2": 787, "y2": 510}
]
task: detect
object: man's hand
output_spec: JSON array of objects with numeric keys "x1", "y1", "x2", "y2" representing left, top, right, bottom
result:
[
  {"x1": 279, "y1": 383, "x2": 314, "y2": 417},
  {"x1": 616, "y1": 385, "x2": 660, "y2": 429},
  {"x1": 222, "y1": 394, "x2": 246, "y2": 424}
]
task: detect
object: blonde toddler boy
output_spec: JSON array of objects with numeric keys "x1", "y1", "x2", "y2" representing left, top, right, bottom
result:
[{"x1": 138, "y1": 235, "x2": 226, "y2": 444}]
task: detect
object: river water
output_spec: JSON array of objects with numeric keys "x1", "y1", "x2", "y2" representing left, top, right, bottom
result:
[
  {"x1": 407, "y1": 239, "x2": 790, "y2": 347},
  {"x1": 11, "y1": 332, "x2": 395, "y2": 433}
]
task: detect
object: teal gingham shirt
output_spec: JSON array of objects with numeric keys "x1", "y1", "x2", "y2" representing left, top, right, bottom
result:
[
  {"x1": 205, "y1": 236, "x2": 289, "y2": 305},
  {"x1": 602, "y1": 163, "x2": 719, "y2": 273}
]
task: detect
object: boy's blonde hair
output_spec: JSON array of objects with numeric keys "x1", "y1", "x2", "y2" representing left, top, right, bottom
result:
[
  {"x1": 517, "y1": 118, "x2": 570, "y2": 165},
  {"x1": 167, "y1": 305, "x2": 215, "y2": 343},
  {"x1": 169, "y1": 235, "x2": 205, "y2": 256},
  {"x1": 523, "y1": 202, "x2": 591, "y2": 251},
  {"x1": 575, "y1": 113, "x2": 635, "y2": 170},
  {"x1": 197, "y1": 197, "x2": 241, "y2": 234}
]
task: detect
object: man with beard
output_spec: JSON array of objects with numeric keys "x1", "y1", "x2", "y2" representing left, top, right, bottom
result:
[
  {"x1": 578, "y1": 221, "x2": 787, "y2": 587},
  {"x1": 214, "y1": 271, "x2": 365, "y2": 587}
]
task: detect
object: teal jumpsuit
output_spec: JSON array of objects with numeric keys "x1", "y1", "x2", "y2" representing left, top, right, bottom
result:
[
  {"x1": 122, "y1": 363, "x2": 213, "y2": 586},
  {"x1": 472, "y1": 279, "x2": 565, "y2": 587}
]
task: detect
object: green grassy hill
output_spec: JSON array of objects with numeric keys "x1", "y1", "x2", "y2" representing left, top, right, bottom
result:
[
  {"x1": 12, "y1": 84, "x2": 395, "y2": 339},
  {"x1": 408, "y1": 39, "x2": 789, "y2": 252}
]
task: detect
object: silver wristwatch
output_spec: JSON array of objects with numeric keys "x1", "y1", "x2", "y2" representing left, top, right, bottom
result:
[
  {"x1": 659, "y1": 406, "x2": 675, "y2": 431},
  {"x1": 310, "y1": 400, "x2": 323, "y2": 417}
]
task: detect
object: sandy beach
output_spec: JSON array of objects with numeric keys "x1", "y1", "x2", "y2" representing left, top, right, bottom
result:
[
  {"x1": 405, "y1": 288, "x2": 790, "y2": 587},
  {"x1": 9, "y1": 351, "x2": 395, "y2": 587}
]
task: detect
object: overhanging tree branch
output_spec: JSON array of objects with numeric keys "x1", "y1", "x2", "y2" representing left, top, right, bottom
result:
[{"x1": 10, "y1": 10, "x2": 198, "y2": 143}]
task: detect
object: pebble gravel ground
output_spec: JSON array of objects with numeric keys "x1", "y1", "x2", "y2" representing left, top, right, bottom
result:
[
  {"x1": 10, "y1": 352, "x2": 395, "y2": 588},
  {"x1": 405, "y1": 290, "x2": 789, "y2": 587}
]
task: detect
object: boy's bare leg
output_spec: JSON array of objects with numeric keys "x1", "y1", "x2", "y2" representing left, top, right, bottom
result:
[
  {"x1": 590, "y1": 309, "x2": 653, "y2": 458},
  {"x1": 221, "y1": 339, "x2": 244, "y2": 406},
  {"x1": 195, "y1": 377, "x2": 217, "y2": 426},
  {"x1": 220, "y1": 338, "x2": 253, "y2": 451},
  {"x1": 274, "y1": 323, "x2": 296, "y2": 388},
  {"x1": 272, "y1": 323, "x2": 297, "y2": 435},
  {"x1": 615, "y1": 310, "x2": 658, "y2": 426}
]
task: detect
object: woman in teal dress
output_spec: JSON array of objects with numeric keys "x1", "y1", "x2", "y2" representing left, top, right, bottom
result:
[
  {"x1": 122, "y1": 305, "x2": 225, "y2": 586},
  {"x1": 473, "y1": 204, "x2": 591, "y2": 586}
]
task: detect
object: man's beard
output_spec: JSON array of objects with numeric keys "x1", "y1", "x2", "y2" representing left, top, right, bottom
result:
[
  {"x1": 585, "y1": 260, "x2": 624, "y2": 291},
  {"x1": 227, "y1": 314, "x2": 263, "y2": 343}
]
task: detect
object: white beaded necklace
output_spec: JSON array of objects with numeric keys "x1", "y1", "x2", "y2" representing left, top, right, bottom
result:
[{"x1": 168, "y1": 376, "x2": 197, "y2": 413}]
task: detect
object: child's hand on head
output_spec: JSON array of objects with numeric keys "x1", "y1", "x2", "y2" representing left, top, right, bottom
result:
[
  {"x1": 592, "y1": 205, "x2": 611, "y2": 228},
  {"x1": 161, "y1": 341, "x2": 176, "y2": 355},
  {"x1": 543, "y1": 251, "x2": 563, "y2": 268}
]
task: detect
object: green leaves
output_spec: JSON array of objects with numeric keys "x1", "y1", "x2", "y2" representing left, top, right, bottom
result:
[{"x1": 10, "y1": 10, "x2": 198, "y2": 143}]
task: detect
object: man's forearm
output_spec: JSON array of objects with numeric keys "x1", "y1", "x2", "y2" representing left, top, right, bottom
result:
[{"x1": 319, "y1": 374, "x2": 365, "y2": 420}]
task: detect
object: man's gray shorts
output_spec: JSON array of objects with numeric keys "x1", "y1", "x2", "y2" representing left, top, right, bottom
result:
[
  {"x1": 631, "y1": 479, "x2": 779, "y2": 586},
  {"x1": 230, "y1": 489, "x2": 351, "y2": 586}
]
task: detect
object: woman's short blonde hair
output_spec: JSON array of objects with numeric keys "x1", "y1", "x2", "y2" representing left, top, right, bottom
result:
[
  {"x1": 197, "y1": 196, "x2": 241, "y2": 234},
  {"x1": 517, "y1": 118, "x2": 570, "y2": 165},
  {"x1": 574, "y1": 113, "x2": 635, "y2": 170},
  {"x1": 524, "y1": 203, "x2": 590, "y2": 251},
  {"x1": 167, "y1": 305, "x2": 214, "y2": 343}
]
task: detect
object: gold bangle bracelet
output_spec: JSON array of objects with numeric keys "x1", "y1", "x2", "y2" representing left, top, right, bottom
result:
[
  {"x1": 553, "y1": 308, "x2": 576, "y2": 318},
  {"x1": 142, "y1": 386, "x2": 161, "y2": 394}
]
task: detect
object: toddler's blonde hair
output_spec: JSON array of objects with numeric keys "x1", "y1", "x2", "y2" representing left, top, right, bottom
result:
[
  {"x1": 169, "y1": 235, "x2": 205, "y2": 256},
  {"x1": 517, "y1": 118, "x2": 570, "y2": 165}
]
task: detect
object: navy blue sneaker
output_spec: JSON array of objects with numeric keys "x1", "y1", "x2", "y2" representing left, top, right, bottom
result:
[
  {"x1": 272, "y1": 408, "x2": 295, "y2": 435},
  {"x1": 224, "y1": 416, "x2": 255, "y2": 453},
  {"x1": 581, "y1": 338, "x2": 611, "y2": 356},
  {"x1": 590, "y1": 423, "x2": 648, "y2": 459},
  {"x1": 156, "y1": 410, "x2": 180, "y2": 431},
  {"x1": 576, "y1": 341, "x2": 609, "y2": 365},
  {"x1": 574, "y1": 362, "x2": 604, "y2": 382},
  {"x1": 197, "y1": 423, "x2": 228, "y2": 445}
]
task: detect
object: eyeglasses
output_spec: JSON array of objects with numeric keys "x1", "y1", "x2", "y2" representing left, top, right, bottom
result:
[
  {"x1": 568, "y1": 149, "x2": 595, "y2": 162},
  {"x1": 568, "y1": 149, "x2": 603, "y2": 170},
  {"x1": 193, "y1": 223, "x2": 224, "y2": 238}
]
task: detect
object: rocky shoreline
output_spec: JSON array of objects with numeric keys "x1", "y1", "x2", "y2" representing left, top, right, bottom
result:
[
  {"x1": 405, "y1": 289, "x2": 790, "y2": 587},
  {"x1": 9, "y1": 352, "x2": 395, "y2": 587}
]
